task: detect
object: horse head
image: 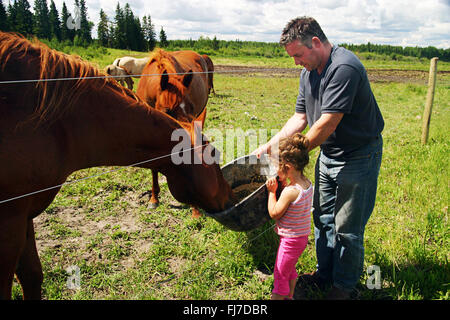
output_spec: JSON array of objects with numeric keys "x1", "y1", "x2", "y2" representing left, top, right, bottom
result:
[
  {"x1": 155, "y1": 69, "x2": 200, "y2": 123},
  {"x1": 159, "y1": 109, "x2": 235, "y2": 213}
]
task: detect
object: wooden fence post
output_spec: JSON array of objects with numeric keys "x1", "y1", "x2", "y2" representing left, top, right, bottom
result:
[{"x1": 421, "y1": 57, "x2": 439, "y2": 144}]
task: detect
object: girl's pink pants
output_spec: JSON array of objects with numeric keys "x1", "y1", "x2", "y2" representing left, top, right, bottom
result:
[{"x1": 272, "y1": 235, "x2": 308, "y2": 296}]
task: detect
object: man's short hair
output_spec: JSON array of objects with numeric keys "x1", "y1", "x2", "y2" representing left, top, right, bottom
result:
[{"x1": 280, "y1": 16, "x2": 328, "y2": 48}]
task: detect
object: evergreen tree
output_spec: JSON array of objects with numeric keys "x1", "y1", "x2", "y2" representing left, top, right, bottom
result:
[
  {"x1": 11, "y1": 0, "x2": 33, "y2": 36},
  {"x1": 0, "y1": 0, "x2": 8, "y2": 31},
  {"x1": 142, "y1": 15, "x2": 156, "y2": 51},
  {"x1": 108, "y1": 22, "x2": 115, "y2": 48},
  {"x1": 7, "y1": 2, "x2": 16, "y2": 32},
  {"x1": 33, "y1": 0, "x2": 51, "y2": 39},
  {"x1": 159, "y1": 26, "x2": 168, "y2": 48},
  {"x1": 78, "y1": 0, "x2": 92, "y2": 44},
  {"x1": 124, "y1": 3, "x2": 134, "y2": 49},
  {"x1": 97, "y1": 9, "x2": 109, "y2": 47},
  {"x1": 132, "y1": 16, "x2": 145, "y2": 51},
  {"x1": 49, "y1": 0, "x2": 61, "y2": 41},
  {"x1": 60, "y1": 2, "x2": 74, "y2": 42},
  {"x1": 122, "y1": 3, "x2": 144, "y2": 51},
  {"x1": 113, "y1": 2, "x2": 126, "y2": 49},
  {"x1": 212, "y1": 36, "x2": 219, "y2": 51}
]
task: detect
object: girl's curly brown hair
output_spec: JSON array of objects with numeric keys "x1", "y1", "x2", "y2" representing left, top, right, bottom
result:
[{"x1": 278, "y1": 133, "x2": 310, "y2": 175}]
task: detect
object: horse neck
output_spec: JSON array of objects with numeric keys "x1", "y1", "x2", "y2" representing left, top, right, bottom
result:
[{"x1": 65, "y1": 86, "x2": 179, "y2": 171}]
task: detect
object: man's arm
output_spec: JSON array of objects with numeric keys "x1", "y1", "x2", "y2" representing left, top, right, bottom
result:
[
  {"x1": 305, "y1": 112, "x2": 344, "y2": 151},
  {"x1": 253, "y1": 112, "x2": 307, "y2": 157}
]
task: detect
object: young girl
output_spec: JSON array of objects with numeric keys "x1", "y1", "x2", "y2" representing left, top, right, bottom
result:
[{"x1": 266, "y1": 133, "x2": 313, "y2": 300}]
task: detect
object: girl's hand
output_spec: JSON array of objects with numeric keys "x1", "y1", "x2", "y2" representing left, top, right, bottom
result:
[{"x1": 266, "y1": 177, "x2": 278, "y2": 193}]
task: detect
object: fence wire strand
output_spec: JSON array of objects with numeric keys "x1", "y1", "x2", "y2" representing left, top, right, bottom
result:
[
  {"x1": 1, "y1": 58, "x2": 281, "y2": 298},
  {"x1": 0, "y1": 66, "x2": 276, "y2": 203},
  {"x1": 0, "y1": 68, "x2": 279, "y2": 85},
  {"x1": 0, "y1": 143, "x2": 208, "y2": 204}
]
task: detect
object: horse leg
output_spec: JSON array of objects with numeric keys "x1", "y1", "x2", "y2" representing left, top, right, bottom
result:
[
  {"x1": 0, "y1": 214, "x2": 28, "y2": 300},
  {"x1": 15, "y1": 220, "x2": 43, "y2": 300},
  {"x1": 125, "y1": 77, "x2": 134, "y2": 90},
  {"x1": 149, "y1": 170, "x2": 160, "y2": 209},
  {"x1": 191, "y1": 206, "x2": 202, "y2": 218}
]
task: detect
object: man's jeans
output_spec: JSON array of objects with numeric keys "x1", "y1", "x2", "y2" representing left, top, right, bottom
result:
[{"x1": 313, "y1": 136, "x2": 383, "y2": 291}]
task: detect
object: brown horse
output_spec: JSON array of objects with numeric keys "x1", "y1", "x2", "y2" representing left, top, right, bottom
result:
[
  {"x1": 202, "y1": 54, "x2": 216, "y2": 95},
  {"x1": 0, "y1": 32, "x2": 234, "y2": 299},
  {"x1": 137, "y1": 50, "x2": 213, "y2": 214}
]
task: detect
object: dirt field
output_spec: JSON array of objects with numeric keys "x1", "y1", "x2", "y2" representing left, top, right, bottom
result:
[{"x1": 215, "y1": 65, "x2": 450, "y2": 84}]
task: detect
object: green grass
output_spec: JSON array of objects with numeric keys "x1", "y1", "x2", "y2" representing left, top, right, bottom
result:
[
  {"x1": 11, "y1": 48, "x2": 449, "y2": 300},
  {"x1": 47, "y1": 42, "x2": 450, "y2": 72}
]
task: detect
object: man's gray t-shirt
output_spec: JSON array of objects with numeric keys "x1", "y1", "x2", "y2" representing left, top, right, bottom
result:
[{"x1": 295, "y1": 45, "x2": 384, "y2": 158}]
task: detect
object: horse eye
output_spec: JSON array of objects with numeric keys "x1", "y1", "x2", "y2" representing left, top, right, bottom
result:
[{"x1": 167, "y1": 109, "x2": 175, "y2": 118}]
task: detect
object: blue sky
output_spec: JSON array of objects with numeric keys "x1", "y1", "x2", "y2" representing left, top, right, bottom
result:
[{"x1": 30, "y1": 0, "x2": 450, "y2": 48}]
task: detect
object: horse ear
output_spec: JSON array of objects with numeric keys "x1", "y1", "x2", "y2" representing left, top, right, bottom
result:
[
  {"x1": 182, "y1": 70, "x2": 194, "y2": 88},
  {"x1": 161, "y1": 70, "x2": 169, "y2": 90},
  {"x1": 195, "y1": 107, "x2": 207, "y2": 128}
]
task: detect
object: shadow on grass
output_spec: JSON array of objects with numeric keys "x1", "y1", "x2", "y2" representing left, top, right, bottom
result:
[
  {"x1": 294, "y1": 252, "x2": 449, "y2": 300},
  {"x1": 242, "y1": 221, "x2": 278, "y2": 275},
  {"x1": 365, "y1": 250, "x2": 450, "y2": 300},
  {"x1": 243, "y1": 225, "x2": 448, "y2": 300}
]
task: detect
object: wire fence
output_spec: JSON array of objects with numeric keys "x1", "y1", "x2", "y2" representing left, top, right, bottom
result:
[
  {"x1": 0, "y1": 143, "x2": 208, "y2": 205},
  {"x1": 0, "y1": 67, "x2": 277, "y2": 204},
  {"x1": 0, "y1": 68, "x2": 283, "y2": 85},
  {"x1": 2, "y1": 64, "x2": 279, "y2": 299}
]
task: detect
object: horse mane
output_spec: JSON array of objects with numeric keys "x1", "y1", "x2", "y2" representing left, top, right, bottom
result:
[
  {"x1": 148, "y1": 49, "x2": 178, "y2": 75},
  {"x1": 147, "y1": 49, "x2": 187, "y2": 110},
  {"x1": 0, "y1": 32, "x2": 142, "y2": 126}
]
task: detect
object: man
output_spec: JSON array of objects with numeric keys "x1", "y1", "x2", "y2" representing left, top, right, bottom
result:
[{"x1": 254, "y1": 17, "x2": 384, "y2": 299}]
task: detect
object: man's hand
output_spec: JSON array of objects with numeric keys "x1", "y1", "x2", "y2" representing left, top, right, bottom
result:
[
  {"x1": 252, "y1": 112, "x2": 307, "y2": 158},
  {"x1": 252, "y1": 143, "x2": 271, "y2": 159}
]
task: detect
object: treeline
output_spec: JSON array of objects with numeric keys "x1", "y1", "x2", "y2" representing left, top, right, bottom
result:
[
  {"x1": 97, "y1": 3, "x2": 161, "y2": 52},
  {"x1": 166, "y1": 38, "x2": 287, "y2": 58},
  {"x1": 341, "y1": 42, "x2": 449, "y2": 62},
  {"x1": 0, "y1": 0, "x2": 94, "y2": 46},
  {"x1": 0, "y1": 0, "x2": 163, "y2": 51}
]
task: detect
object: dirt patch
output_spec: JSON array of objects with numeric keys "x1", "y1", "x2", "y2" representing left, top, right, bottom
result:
[
  {"x1": 33, "y1": 190, "x2": 160, "y2": 269},
  {"x1": 215, "y1": 65, "x2": 449, "y2": 84},
  {"x1": 215, "y1": 65, "x2": 300, "y2": 78}
]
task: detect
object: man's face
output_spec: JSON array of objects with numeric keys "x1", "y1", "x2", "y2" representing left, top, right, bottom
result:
[{"x1": 285, "y1": 39, "x2": 321, "y2": 71}]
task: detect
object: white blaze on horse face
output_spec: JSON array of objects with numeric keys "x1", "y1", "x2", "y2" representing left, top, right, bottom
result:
[{"x1": 179, "y1": 101, "x2": 188, "y2": 116}]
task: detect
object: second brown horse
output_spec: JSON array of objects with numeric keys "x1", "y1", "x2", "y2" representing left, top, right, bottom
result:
[{"x1": 137, "y1": 50, "x2": 214, "y2": 215}]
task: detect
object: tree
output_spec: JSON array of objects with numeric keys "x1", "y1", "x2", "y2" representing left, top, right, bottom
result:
[
  {"x1": 0, "y1": 0, "x2": 8, "y2": 31},
  {"x1": 33, "y1": 0, "x2": 51, "y2": 39},
  {"x1": 212, "y1": 36, "x2": 219, "y2": 51},
  {"x1": 124, "y1": 3, "x2": 135, "y2": 50},
  {"x1": 131, "y1": 16, "x2": 145, "y2": 51},
  {"x1": 159, "y1": 26, "x2": 168, "y2": 48},
  {"x1": 11, "y1": 0, "x2": 33, "y2": 36},
  {"x1": 60, "y1": 2, "x2": 75, "y2": 42},
  {"x1": 113, "y1": 2, "x2": 126, "y2": 49},
  {"x1": 97, "y1": 9, "x2": 109, "y2": 47},
  {"x1": 142, "y1": 15, "x2": 156, "y2": 51},
  {"x1": 49, "y1": 0, "x2": 61, "y2": 41},
  {"x1": 78, "y1": 0, "x2": 92, "y2": 44}
]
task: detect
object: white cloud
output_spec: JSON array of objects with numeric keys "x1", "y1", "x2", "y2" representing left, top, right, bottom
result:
[{"x1": 28, "y1": 0, "x2": 449, "y2": 48}]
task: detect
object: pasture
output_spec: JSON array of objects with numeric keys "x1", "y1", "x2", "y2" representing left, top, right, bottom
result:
[{"x1": 10, "y1": 47, "x2": 449, "y2": 300}]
